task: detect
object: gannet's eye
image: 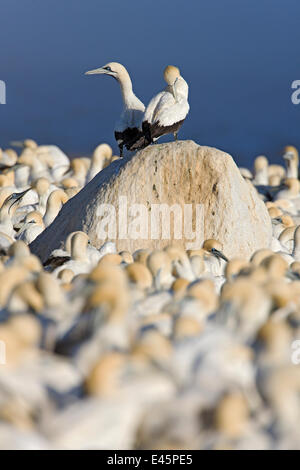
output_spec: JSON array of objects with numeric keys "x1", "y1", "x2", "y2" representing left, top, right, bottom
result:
[{"x1": 104, "y1": 66, "x2": 112, "y2": 72}]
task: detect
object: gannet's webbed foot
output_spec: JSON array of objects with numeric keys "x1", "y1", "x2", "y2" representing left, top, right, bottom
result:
[
  {"x1": 174, "y1": 132, "x2": 178, "y2": 141},
  {"x1": 119, "y1": 145, "x2": 124, "y2": 158}
]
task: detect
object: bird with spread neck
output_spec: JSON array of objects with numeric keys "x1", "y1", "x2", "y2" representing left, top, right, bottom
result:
[
  {"x1": 129, "y1": 65, "x2": 189, "y2": 150},
  {"x1": 85, "y1": 62, "x2": 145, "y2": 158}
]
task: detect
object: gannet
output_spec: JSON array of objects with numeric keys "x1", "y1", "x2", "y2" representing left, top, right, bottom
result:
[
  {"x1": 43, "y1": 189, "x2": 68, "y2": 227},
  {"x1": 184, "y1": 279, "x2": 218, "y2": 319},
  {"x1": 146, "y1": 249, "x2": 174, "y2": 289},
  {"x1": 0, "y1": 189, "x2": 32, "y2": 238},
  {"x1": 164, "y1": 245, "x2": 195, "y2": 282},
  {"x1": 86, "y1": 143, "x2": 112, "y2": 183},
  {"x1": 125, "y1": 262, "x2": 153, "y2": 290},
  {"x1": 52, "y1": 232, "x2": 94, "y2": 277},
  {"x1": 0, "y1": 148, "x2": 17, "y2": 170},
  {"x1": 119, "y1": 250, "x2": 134, "y2": 264},
  {"x1": 283, "y1": 145, "x2": 299, "y2": 179},
  {"x1": 63, "y1": 158, "x2": 88, "y2": 188},
  {"x1": 253, "y1": 156, "x2": 269, "y2": 186},
  {"x1": 128, "y1": 65, "x2": 189, "y2": 150},
  {"x1": 17, "y1": 211, "x2": 45, "y2": 244},
  {"x1": 218, "y1": 278, "x2": 271, "y2": 341},
  {"x1": 202, "y1": 239, "x2": 228, "y2": 276},
  {"x1": 85, "y1": 62, "x2": 145, "y2": 157}
]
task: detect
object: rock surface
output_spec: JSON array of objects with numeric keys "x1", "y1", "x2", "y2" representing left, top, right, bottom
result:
[{"x1": 30, "y1": 141, "x2": 271, "y2": 262}]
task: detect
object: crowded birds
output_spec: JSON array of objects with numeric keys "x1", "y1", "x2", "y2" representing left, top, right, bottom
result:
[{"x1": 1, "y1": 134, "x2": 300, "y2": 449}]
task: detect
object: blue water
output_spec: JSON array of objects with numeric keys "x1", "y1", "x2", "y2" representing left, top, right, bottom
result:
[{"x1": 0, "y1": 0, "x2": 299, "y2": 166}]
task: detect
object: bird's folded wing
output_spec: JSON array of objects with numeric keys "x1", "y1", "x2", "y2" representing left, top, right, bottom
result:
[
  {"x1": 151, "y1": 92, "x2": 175, "y2": 123},
  {"x1": 155, "y1": 99, "x2": 190, "y2": 127},
  {"x1": 143, "y1": 91, "x2": 170, "y2": 124}
]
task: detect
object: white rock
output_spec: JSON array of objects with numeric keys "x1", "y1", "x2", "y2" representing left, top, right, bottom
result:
[{"x1": 30, "y1": 141, "x2": 272, "y2": 262}]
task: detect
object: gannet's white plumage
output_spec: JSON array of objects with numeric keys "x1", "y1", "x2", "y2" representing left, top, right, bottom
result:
[
  {"x1": 86, "y1": 144, "x2": 112, "y2": 183},
  {"x1": 129, "y1": 65, "x2": 189, "y2": 150},
  {"x1": 283, "y1": 146, "x2": 299, "y2": 179},
  {"x1": 85, "y1": 62, "x2": 145, "y2": 157}
]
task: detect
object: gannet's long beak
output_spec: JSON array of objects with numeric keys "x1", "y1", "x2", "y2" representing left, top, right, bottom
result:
[
  {"x1": 172, "y1": 82, "x2": 178, "y2": 101},
  {"x1": 85, "y1": 68, "x2": 107, "y2": 75},
  {"x1": 211, "y1": 248, "x2": 228, "y2": 262},
  {"x1": 6, "y1": 187, "x2": 32, "y2": 213},
  {"x1": 9, "y1": 140, "x2": 25, "y2": 148}
]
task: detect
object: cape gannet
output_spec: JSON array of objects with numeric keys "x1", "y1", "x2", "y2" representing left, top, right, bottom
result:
[
  {"x1": 85, "y1": 62, "x2": 145, "y2": 157},
  {"x1": 128, "y1": 65, "x2": 189, "y2": 150},
  {"x1": 283, "y1": 145, "x2": 299, "y2": 179}
]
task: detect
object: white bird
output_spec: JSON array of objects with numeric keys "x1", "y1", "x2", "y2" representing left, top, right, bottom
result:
[
  {"x1": 8, "y1": 178, "x2": 57, "y2": 222},
  {"x1": 292, "y1": 225, "x2": 300, "y2": 261},
  {"x1": 0, "y1": 188, "x2": 31, "y2": 238},
  {"x1": 43, "y1": 189, "x2": 68, "y2": 227},
  {"x1": 86, "y1": 144, "x2": 112, "y2": 183},
  {"x1": 253, "y1": 156, "x2": 269, "y2": 186},
  {"x1": 283, "y1": 146, "x2": 298, "y2": 179},
  {"x1": 274, "y1": 226, "x2": 300, "y2": 265},
  {"x1": 17, "y1": 211, "x2": 45, "y2": 244},
  {"x1": 129, "y1": 65, "x2": 189, "y2": 150},
  {"x1": 0, "y1": 148, "x2": 17, "y2": 169},
  {"x1": 201, "y1": 239, "x2": 228, "y2": 277},
  {"x1": 85, "y1": 62, "x2": 145, "y2": 158},
  {"x1": 52, "y1": 232, "x2": 101, "y2": 277}
]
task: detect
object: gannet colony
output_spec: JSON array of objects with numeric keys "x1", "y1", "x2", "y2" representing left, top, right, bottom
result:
[{"x1": 0, "y1": 64, "x2": 299, "y2": 450}]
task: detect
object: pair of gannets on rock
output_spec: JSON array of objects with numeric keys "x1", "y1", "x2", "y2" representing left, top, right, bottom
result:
[{"x1": 85, "y1": 62, "x2": 189, "y2": 156}]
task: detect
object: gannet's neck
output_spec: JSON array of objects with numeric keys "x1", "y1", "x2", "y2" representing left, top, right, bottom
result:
[
  {"x1": 118, "y1": 74, "x2": 139, "y2": 109},
  {"x1": 286, "y1": 160, "x2": 298, "y2": 179}
]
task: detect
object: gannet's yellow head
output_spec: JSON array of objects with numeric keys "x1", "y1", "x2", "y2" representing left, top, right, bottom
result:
[
  {"x1": 163, "y1": 65, "x2": 180, "y2": 85},
  {"x1": 202, "y1": 239, "x2": 228, "y2": 262},
  {"x1": 268, "y1": 206, "x2": 282, "y2": 219},
  {"x1": 85, "y1": 62, "x2": 131, "y2": 83},
  {"x1": 93, "y1": 143, "x2": 113, "y2": 163},
  {"x1": 254, "y1": 155, "x2": 268, "y2": 171},
  {"x1": 283, "y1": 145, "x2": 299, "y2": 162},
  {"x1": 125, "y1": 262, "x2": 153, "y2": 290},
  {"x1": 225, "y1": 258, "x2": 249, "y2": 280},
  {"x1": 250, "y1": 248, "x2": 273, "y2": 266},
  {"x1": 32, "y1": 177, "x2": 50, "y2": 195},
  {"x1": 25, "y1": 210, "x2": 44, "y2": 226}
]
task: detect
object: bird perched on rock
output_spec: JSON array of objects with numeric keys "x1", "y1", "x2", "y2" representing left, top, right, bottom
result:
[
  {"x1": 129, "y1": 65, "x2": 189, "y2": 150},
  {"x1": 85, "y1": 62, "x2": 145, "y2": 158}
]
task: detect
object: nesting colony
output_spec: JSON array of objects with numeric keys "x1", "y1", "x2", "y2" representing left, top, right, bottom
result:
[{"x1": 0, "y1": 141, "x2": 299, "y2": 449}]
